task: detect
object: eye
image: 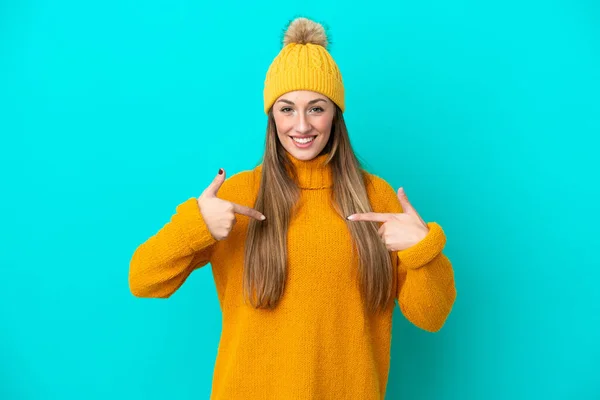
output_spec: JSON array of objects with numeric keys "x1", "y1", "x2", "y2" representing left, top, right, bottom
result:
[
  {"x1": 310, "y1": 107, "x2": 324, "y2": 113},
  {"x1": 280, "y1": 107, "x2": 293, "y2": 113}
]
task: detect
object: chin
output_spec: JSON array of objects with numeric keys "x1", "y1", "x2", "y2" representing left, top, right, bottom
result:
[
  {"x1": 290, "y1": 152, "x2": 314, "y2": 161},
  {"x1": 285, "y1": 147, "x2": 324, "y2": 161}
]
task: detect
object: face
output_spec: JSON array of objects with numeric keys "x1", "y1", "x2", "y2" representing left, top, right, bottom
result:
[{"x1": 272, "y1": 90, "x2": 335, "y2": 161}]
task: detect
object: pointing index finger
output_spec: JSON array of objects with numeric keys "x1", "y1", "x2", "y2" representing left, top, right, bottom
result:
[
  {"x1": 232, "y1": 202, "x2": 266, "y2": 221},
  {"x1": 347, "y1": 212, "x2": 394, "y2": 222}
]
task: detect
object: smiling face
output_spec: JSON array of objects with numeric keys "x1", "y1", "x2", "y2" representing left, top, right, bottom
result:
[{"x1": 272, "y1": 90, "x2": 336, "y2": 161}]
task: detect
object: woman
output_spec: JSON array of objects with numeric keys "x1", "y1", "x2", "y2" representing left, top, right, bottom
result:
[{"x1": 129, "y1": 17, "x2": 457, "y2": 400}]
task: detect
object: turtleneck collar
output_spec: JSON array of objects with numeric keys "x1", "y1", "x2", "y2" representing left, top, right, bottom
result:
[
  {"x1": 287, "y1": 152, "x2": 334, "y2": 189},
  {"x1": 255, "y1": 152, "x2": 334, "y2": 189}
]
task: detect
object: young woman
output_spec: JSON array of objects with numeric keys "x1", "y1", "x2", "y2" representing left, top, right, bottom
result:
[{"x1": 129, "y1": 17, "x2": 457, "y2": 400}]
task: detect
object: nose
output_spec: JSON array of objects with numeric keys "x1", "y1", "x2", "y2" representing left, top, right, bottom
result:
[{"x1": 294, "y1": 114, "x2": 312, "y2": 135}]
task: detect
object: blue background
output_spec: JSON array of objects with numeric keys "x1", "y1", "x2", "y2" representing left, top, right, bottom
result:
[{"x1": 1, "y1": 0, "x2": 599, "y2": 399}]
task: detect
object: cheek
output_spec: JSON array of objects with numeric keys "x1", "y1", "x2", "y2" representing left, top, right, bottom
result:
[
  {"x1": 274, "y1": 116, "x2": 292, "y2": 136},
  {"x1": 315, "y1": 118, "x2": 333, "y2": 137}
]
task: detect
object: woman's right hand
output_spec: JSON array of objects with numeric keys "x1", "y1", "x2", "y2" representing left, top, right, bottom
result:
[{"x1": 197, "y1": 169, "x2": 266, "y2": 241}]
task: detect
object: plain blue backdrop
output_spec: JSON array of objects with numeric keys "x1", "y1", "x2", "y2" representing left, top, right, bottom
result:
[{"x1": 1, "y1": 0, "x2": 599, "y2": 399}]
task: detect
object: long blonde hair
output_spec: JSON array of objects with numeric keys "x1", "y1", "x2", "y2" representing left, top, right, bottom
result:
[{"x1": 243, "y1": 106, "x2": 393, "y2": 313}]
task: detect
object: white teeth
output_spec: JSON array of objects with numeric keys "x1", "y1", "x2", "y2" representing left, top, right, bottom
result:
[{"x1": 292, "y1": 136, "x2": 315, "y2": 144}]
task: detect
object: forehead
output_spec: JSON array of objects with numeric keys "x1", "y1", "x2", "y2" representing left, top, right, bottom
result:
[{"x1": 276, "y1": 90, "x2": 330, "y2": 103}]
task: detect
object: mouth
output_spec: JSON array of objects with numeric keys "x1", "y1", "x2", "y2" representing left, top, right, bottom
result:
[
  {"x1": 290, "y1": 135, "x2": 317, "y2": 144},
  {"x1": 289, "y1": 135, "x2": 317, "y2": 149}
]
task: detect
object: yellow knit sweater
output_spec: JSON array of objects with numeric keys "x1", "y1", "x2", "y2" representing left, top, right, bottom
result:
[{"x1": 129, "y1": 153, "x2": 457, "y2": 399}]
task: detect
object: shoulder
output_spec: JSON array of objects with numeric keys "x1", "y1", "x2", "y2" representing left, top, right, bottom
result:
[
  {"x1": 364, "y1": 172, "x2": 397, "y2": 200},
  {"x1": 363, "y1": 172, "x2": 403, "y2": 213}
]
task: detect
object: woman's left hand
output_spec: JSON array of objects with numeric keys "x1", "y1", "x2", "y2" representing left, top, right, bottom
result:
[{"x1": 347, "y1": 187, "x2": 430, "y2": 252}]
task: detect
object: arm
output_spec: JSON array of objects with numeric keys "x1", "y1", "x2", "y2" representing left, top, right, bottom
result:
[
  {"x1": 396, "y1": 222, "x2": 457, "y2": 332},
  {"x1": 362, "y1": 175, "x2": 457, "y2": 332},
  {"x1": 128, "y1": 197, "x2": 217, "y2": 298}
]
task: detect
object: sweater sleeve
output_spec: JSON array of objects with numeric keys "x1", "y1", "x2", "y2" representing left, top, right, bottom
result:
[
  {"x1": 395, "y1": 222, "x2": 457, "y2": 332},
  {"x1": 128, "y1": 197, "x2": 217, "y2": 298}
]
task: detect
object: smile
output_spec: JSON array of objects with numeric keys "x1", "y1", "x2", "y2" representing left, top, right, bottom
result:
[
  {"x1": 290, "y1": 135, "x2": 317, "y2": 149},
  {"x1": 291, "y1": 136, "x2": 316, "y2": 144}
]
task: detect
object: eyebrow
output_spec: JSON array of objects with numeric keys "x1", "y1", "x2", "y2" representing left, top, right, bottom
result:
[{"x1": 276, "y1": 98, "x2": 328, "y2": 105}]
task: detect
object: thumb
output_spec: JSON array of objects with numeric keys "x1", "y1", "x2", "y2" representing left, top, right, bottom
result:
[
  {"x1": 397, "y1": 187, "x2": 427, "y2": 226},
  {"x1": 203, "y1": 168, "x2": 226, "y2": 198},
  {"x1": 397, "y1": 187, "x2": 415, "y2": 214}
]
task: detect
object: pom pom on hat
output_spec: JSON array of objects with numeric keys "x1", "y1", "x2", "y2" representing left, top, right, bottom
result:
[
  {"x1": 263, "y1": 17, "x2": 345, "y2": 114},
  {"x1": 283, "y1": 17, "x2": 328, "y2": 48}
]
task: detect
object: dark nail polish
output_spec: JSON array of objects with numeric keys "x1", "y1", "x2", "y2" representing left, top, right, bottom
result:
[{"x1": 218, "y1": 168, "x2": 223, "y2": 175}]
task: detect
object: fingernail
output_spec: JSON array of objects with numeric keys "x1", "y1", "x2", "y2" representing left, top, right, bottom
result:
[
  {"x1": 347, "y1": 215, "x2": 355, "y2": 220},
  {"x1": 218, "y1": 168, "x2": 223, "y2": 175},
  {"x1": 260, "y1": 215, "x2": 266, "y2": 220}
]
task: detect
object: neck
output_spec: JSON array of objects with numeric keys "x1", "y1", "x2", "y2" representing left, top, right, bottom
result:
[{"x1": 287, "y1": 152, "x2": 333, "y2": 189}]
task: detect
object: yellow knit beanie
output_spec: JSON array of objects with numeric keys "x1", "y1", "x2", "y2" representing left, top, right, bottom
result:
[{"x1": 263, "y1": 17, "x2": 345, "y2": 114}]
